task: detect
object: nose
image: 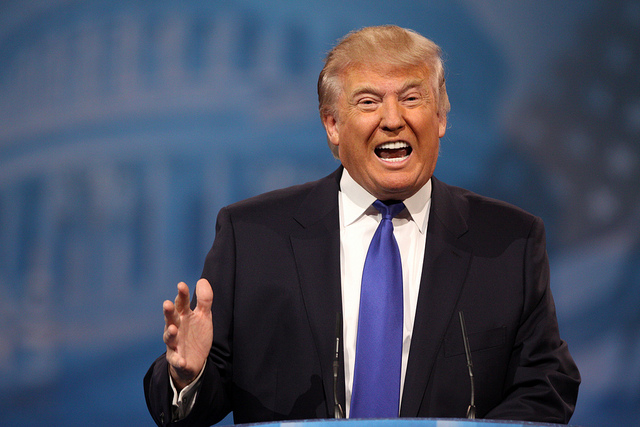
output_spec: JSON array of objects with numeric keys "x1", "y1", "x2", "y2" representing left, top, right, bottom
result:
[{"x1": 379, "y1": 99, "x2": 405, "y2": 132}]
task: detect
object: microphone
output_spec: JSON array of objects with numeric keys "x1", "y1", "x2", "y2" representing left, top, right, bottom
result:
[
  {"x1": 458, "y1": 311, "x2": 476, "y2": 419},
  {"x1": 333, "y1": 311, "x2": 344, "y2": 419}
]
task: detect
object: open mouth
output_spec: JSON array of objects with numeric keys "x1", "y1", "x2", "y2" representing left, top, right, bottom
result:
[{"x1": 375, "y1": 141, "x2": 412, "y2": 162}]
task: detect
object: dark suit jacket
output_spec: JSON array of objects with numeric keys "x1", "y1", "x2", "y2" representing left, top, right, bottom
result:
[{"x1": 144, "y1": 167, "x2": 580, "y2": 426}]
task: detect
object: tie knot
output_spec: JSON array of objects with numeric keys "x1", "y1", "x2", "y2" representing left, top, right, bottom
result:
[{"x1": 373, "y1": 200, "x2": 406, "y2": 220}]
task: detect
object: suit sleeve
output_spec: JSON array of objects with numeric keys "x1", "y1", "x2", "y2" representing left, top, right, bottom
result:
[
  {"x1": 484, "y1": 217, "x2": 580, "y2": 423},
  {"x1": 143, "y1": 207, "x2": 236, "y2": 427}
]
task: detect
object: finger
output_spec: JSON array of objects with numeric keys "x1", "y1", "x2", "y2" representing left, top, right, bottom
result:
[
  {"x1": 163, "y1": 300, "x2": 178, "y2": 327},
  {"x1": 174, "y1": 282, "x2": 191, "y2": 314},
  {"x1": 194, "y1": 278, "x2": 213, "y2": 314},
  {"x1": 164, "y1": 324, "x2": 179, "y2": 348}
]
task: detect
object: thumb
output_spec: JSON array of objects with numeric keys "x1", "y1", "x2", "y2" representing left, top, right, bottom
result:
[{"x1": 194, "y1": 278, "x2": 213, "y2": 313}]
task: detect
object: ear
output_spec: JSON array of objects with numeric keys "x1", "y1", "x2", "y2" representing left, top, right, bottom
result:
[
  {"x1": 438, "y1": 114, "x2": 447, "y2": 138},
  {"x1": 321, "y1": 112, "x2": 340, "y2": 148}
]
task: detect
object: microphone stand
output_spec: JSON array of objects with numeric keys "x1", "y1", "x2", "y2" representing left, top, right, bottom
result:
[
  {"x1": 458, "y1": 311, "x2": 476, "y2": 419},
  {"x1": 334, "y1": 312, "x2": 344, "y2": 419}
]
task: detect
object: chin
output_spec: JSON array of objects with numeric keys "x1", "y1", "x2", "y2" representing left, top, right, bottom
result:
[{"x1": 374, "y1": 186, "x2": 413, "y2": 201}]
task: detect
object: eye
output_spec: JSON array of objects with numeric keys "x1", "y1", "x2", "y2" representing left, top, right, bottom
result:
[
  {"x1": 356, "y1": 97, "x2": 379, "y2": 110},
  {"x1": 403, "y1": 92, "x2": 422, "y2": 103},
  {"x1": 401, "y1": 92, "x2": 425, "y2": 107}
]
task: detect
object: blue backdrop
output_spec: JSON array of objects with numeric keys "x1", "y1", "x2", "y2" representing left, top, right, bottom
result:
[{"x1": 1, "y1": 1, "x2": 638, "y2": 425}]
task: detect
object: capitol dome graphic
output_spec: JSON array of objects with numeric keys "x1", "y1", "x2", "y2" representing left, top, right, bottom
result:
[{"x1": 0, "y1": 0, "x2": 336, "y2": 400}]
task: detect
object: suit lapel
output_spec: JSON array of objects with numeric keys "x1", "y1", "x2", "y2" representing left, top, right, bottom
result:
[
  {"x1": 290, "y1": 168, "x2": 345, "y2": 417},
  {"x1": 401, "y1": 177, "x2": 472, "y2": 417}
]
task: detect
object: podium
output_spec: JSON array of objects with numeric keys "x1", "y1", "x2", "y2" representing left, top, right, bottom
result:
[{"x1": 243, "y1": 419, "x2": 568, "y2": 427}]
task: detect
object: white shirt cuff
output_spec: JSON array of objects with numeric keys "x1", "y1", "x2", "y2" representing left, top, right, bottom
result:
[{"x1": 169, "y1": 360, "x2": 206, "y2": 421}]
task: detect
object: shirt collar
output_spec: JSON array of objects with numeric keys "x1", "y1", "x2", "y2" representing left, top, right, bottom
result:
[{"x1": 339, "y1": 168, "x2": 431, "y2": 233}]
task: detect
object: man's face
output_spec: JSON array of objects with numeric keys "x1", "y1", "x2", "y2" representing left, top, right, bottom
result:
[{"x1": 322, "y1": 63, "x2": 446, "y2": 201}]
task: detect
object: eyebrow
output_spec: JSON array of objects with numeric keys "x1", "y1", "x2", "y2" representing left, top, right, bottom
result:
[
  {"x1": 349, "y1": 85, "x2": 383, "y2": 100},
  {"x1": 349, "y1": 79, "x2": 428, "y2": 100},
  {"x1": 398, "y1": 79, "x2": 427, "y2": 94}
]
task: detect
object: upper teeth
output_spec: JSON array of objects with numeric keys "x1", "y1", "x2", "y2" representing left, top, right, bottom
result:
[{"x1": 378, "y1": 141, "x2": 409, "y2": 150}]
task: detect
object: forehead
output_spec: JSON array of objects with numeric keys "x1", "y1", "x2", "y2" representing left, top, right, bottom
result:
[{"x1": 339, "y1": 63, "x2": 432, "y2": 94}]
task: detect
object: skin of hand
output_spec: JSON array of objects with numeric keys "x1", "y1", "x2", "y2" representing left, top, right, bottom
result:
[{"x1": 163, "y1": 278, "x2": 214, "y2": 390}]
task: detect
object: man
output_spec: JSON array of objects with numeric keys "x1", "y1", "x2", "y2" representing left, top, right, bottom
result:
[{"x1": 144, "y1": 25, "x2": 580, "y2": 426}]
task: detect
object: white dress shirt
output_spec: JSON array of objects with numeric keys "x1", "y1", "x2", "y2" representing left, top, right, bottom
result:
[{"x1": 339, "y1": 169, "x2": 431, "y2": 417}]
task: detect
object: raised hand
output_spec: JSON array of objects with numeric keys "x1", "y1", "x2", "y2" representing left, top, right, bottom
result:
[{"x1": 163, "y1": 278, "x2": 214, "y2": 390}]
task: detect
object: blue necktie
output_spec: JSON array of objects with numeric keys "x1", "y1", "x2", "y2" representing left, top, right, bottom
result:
[{"x1": 350, "y1": 200, "x2": 405, "y2": 418}]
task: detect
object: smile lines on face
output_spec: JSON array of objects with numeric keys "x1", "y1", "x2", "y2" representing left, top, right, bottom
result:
[{"x1": 375, "y1": 141, "x2": 412, "y2": 162}]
